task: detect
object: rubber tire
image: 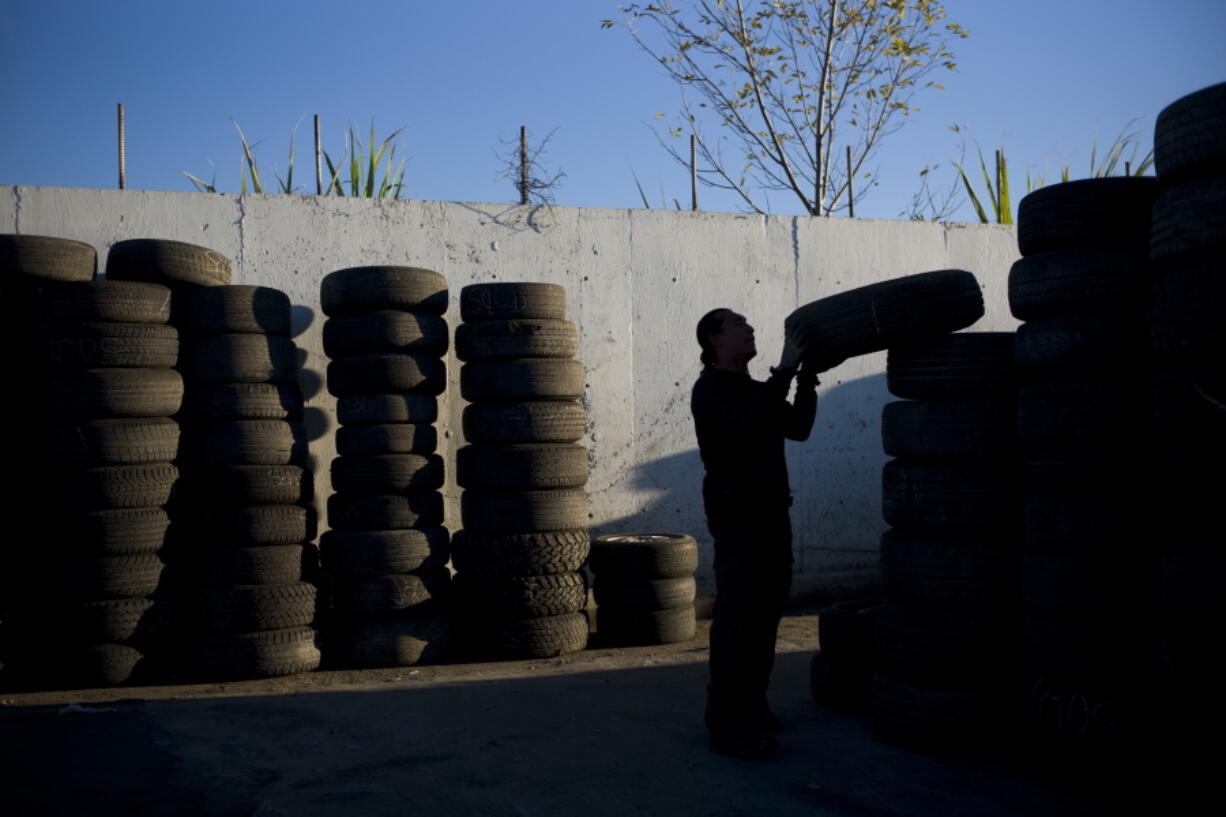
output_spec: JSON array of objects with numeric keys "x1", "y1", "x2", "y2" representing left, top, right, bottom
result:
[
  {"x1": 46, "y1": 280, "x2": 171, "y2": 323},
  {"x1": 334, "y1": 568, "x2": 450, "y2": 616},
  {"x1": 596, "y1": 606, "x2": 695, "y2": 646},
  {"x1": 203, "y1": 545, "x2": 305, "y2": 586},
  {"x1": 488, "y1": 612, "x2": 588, "y2": 658},
  {"x1": 330, "y1": 453, "x2": 444, "y2": 494},
  {"x1": 70, "y1": 599, "x2": 155, "y2": 643},
  {"x1": 1017, "y1": 381, "x2": 1139, "y2": 448},
  {"x1": 871, "y1": 672, "x2": 997, "y2": 749},
  {"x1": 785, "y1": 269, "x2": 984, "y2": 362},
  {"x1": 460, "y1": 359, "x2": 584, "y2": 402},
  {"x1": 874, "y1": 599, "x2": 1013, "y2": 685},
  {"x1": 461, "y1": 489, "x2": 588, "y2": 533},
  {"x1": 320, "y1": 527, "x2": 449, "y2": 578},
  {"x1": 589, "y1": 534, "x2": 698, "y2": 580},
  {"x1": 320, "y1": 266, "x2": 447, "y2": 316},
  {"x1": 462, "y1": 401, "x2": 587, "y2": 444},
  {"x1": 65, "y1": 463, "x2": 179, "y2": 510},
  {"x1": 1150, "y1": 175, "x2": 1226, "y2": 267},
  {"x1": 1020, "y1": 551, "x2": 1150, "y2": 613},
  {"x1": 336, "y1": 394, "x2": 437, "y2": 425},
  {"x1": 179, "y1": 285, "x2": 291, "y2": 336},
  {"x1": 1151, "y1": 263, "x2": 1226, "y2": 358},
  {"x1": 189, "y1": 464, "x2": 312, "y2": 505},
  {"x1": 327, "y1": 493, "x2": 444, "y2": 532},
  {"x1": 450, "y1": 529, "x2": 590, "y2": 577},
  {"x1": 322, "y1": 311, "x2": 448, "y2": 357},
  {"x1": 70, "y1": 507, "x2": 171, "y2": 554},
  {"x1": 106, "y1": 239, "x2": 232, "y2": 287},
  {"x1": 181, "y1": 334, "x2": 298, "y2": 383},
  {"x1": 885, "y1": 332, "x2": 1015, "y2": 400},
  {"x1": 64, "y1": 643, "x2": 144, "y2": 686},
  {"x1": 455, "y1": 319, "x2": 578, "y2": 361},
  {"x1": 197, "y1": 504, "x2": 317, "y2": 546},
  {"x1": 182, "y1": 382, "x2": 304, "y2": 421},
  {"x1": 191, "y1": 420, "x2": 306, "y2": 466},
  {"x1": 1154, "y1": 81, "x2": 1226, "y2": 184},
  {"x1": 47, "y1": 368, "x2": 184, "y2": 417},
  {"x1": 455, "y1": 572, "x2": 587, "y2": 618},
  {"x1": 336, "y1": 424, "x2": 437, "y2": 456},
  {"x1": 460, "y1": 282, "x2": 567, "y2": 322},
  {"x1": 882, "y1": 459, "x2": 1018, "y2": 532},
  {"x1": 202, "y1": 583, "x2": 317, "y2": 632},
  {"x1": 809, "y1": 650, "x2": 872, "y2": 712},
  {"x1": 881, "y1": 400, "x2": 1015, "y2": 459},
  {"x1": 68, "y1": 553, "x2": 165, "y2": 600},
  {"x1": 46, "y1": 322, "x2": 178, "y2": 369},
  {"x1": 0, "y1": 234, "x2": 97, "y2": 283},
  {"x1": 50, "y1": 417, "x2": 181, "y2": 465},
  {"x1": 880, "y1": 529, "x2": 1017, "y2": 606},
  {"x1": 327, "y1": 354, "x2": 446, "y2": 397},
  {"x1": 456, "y1": 443, "x2": 588, "y2": 490},
  {"x1": 1007, "y1": 249, "x2": 1149, "y2": 320},
  {"x1": 817, "y1": 598, "x2": 882, "y2": 669},
  {"x1": 1013, "y1": 314, "x2": 1146, "y2": 377},
  {"x1": 1016, "y1": 177, "x2": 1159, "y2": 256},
  {"x1": 345, "y1": 615, "x2": 449, "y2": 669},
  {"x1": 201, "y1": 626, "x2": 320, "y2": 680},
  {"x1": 593, "y1": 576, "x2": 695, "y2": 610}
]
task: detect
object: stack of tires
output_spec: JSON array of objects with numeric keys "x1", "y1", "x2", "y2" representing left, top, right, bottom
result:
[
  {"x1": 1148, "y1": 82, "x2": 1226, "y2": 751},
  {"x1": 589, "y1": 534, "x2": 698, "y2": 646},
  {"x1": 810, "y1": 598, "x2": 882, "y2": 711},
  {"x1": 174, "y1": 284, "x2": 321, "y2": 681},
  {"x1": 320, "y1": 266, "x2": 451, "y2": 669},
  {"x1": 452, "y1": 282, "x2": 590, "y2": 659},
  {"x1": 872, "y1": 331, "x2": 1020, "y2": 748},
  {"x1": 1010, "y1": 176, "x2": 1160, "y2": 745},
  {"x1": 41, "y1": 278, "x2": 184, "y2": 686}
]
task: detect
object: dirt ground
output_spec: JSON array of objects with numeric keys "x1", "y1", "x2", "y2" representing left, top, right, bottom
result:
[{"x1": 0, "y1": 606, "x2": 1139, "y2": 817}]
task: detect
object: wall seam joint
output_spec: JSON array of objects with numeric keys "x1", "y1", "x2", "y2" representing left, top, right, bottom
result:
[
  {"x1": 13, "y1": 186, "x2": 21, "y2": 232},
  {"x1": 236, "y1": 194, "x2": 247, "y2": 274},
  {"x1": 791, "y1": 216, "x2": 800, "y2": 305}
]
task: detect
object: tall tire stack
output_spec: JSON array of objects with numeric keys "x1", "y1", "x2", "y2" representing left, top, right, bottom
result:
[
  {"x1": 0, "y1": 235, "x2": 98, "y2": 686},
  {"x1": 1010, "y1": 176, "x2": 1161, "y2": 749},
  {"x1": 1149, "y1": 82, "x2": 1226, "y2": 753},
  {"x1": 589, "y1": 534, "x2": 698, "y2": 646},
  {"x1": 173, "y1": 285, "x2": 321, "y2": 681},
  {"x1": 38, "y1": 279, "x2": 183, "y2": 686},
  {"x1": 872, "y1": 331, "x2": 1020, "y2": 748},
  {"x1": 451, "y1": 282, "x2": 591, "y2": 659},
  {"x1": 320, "y1": 267, "x2": 451, "y2": 669}
]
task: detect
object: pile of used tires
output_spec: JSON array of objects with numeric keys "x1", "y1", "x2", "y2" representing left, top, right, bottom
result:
[
  {"x1": 320, "y1": 267, "x2": 452, "y2": 669},
  {"x1": 1149, "y1": 82, "x2": 1224, "y2": 730},
  {"x1": 172, "y1": 282, "x2": 320, "y2": 681},
  {"x1": 874, "y1": 331, "x2": 1020, "y2": 747},
  {"x1": 590, "y1": 533, "x2": 698, "y2": 646},
  {"x1": 451, "y1": 283, "x2": 591, "y2": 659}
]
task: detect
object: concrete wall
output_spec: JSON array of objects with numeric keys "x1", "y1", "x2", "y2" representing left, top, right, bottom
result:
[{"x1": 2, "y1": 186, "x2": 1020, "y2": 600}]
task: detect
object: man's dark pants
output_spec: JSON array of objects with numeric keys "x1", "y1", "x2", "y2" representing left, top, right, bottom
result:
[{"x1": 704, "y1": 506, "x2": 794, "y2": 732}]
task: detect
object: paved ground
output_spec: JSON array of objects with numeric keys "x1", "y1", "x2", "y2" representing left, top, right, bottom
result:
[{"x1": 0, "y1": 611, "x2": 1124, "y2": 817}]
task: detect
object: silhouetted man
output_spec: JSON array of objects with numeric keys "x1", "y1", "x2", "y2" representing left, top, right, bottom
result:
[{"x1": 691, "y1": 307, "x2": 835, "y2": 759}]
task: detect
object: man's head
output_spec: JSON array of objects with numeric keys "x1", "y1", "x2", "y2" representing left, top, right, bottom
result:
[{"x1": 696, "y1": 308, "x2": 756, "y2": 370}]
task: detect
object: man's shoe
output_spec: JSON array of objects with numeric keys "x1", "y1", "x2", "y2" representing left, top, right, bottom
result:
[
  {"x1": 710, "y1": 729, "x2": 779, "y2": 760},
  {"x1": 757, "y1": 711, "x2": 783, "y2": 733}
]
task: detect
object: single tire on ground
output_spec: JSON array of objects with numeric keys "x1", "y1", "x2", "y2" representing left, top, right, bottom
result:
[
  {"x1": 488, "y1": 611, "x2": 588, "y2": 658},
  {"x1": 345, "y1": 615, "x2": 449, "y2": 669},
  {"x1": 202, "y1": 626, "x2": 321, "y2": 680}
]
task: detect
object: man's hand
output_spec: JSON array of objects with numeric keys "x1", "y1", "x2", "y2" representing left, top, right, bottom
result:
[
  {"x1": 779, "y1": 325, "x2": 807, "y2": 371},
  {"x1": 804, "y1": 346, "x2": 846, "y2": 374}
]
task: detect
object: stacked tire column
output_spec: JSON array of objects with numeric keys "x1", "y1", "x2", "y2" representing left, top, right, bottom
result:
[
  {"x1": 589, "y1": 534, "x2": 698, "y2": 646},
  {"x1": 1148, "y1": 82, "x2": 1226, "y2": 749},
  {"x1": 873, "y1": 332, "x2": 1020, "y2": 748},
  {"x1": 452, "y1": 282, "x2": 590, "y2": 659},
  {"x1": 1011, "y1": 177, "x2": 1161, "y2": 742},
  {"x1": 320, "y1": 267, "x2": 451, "y2": 669},
  {"x1": 176, "y1": 285, "x2": 321, "y2": 680}
]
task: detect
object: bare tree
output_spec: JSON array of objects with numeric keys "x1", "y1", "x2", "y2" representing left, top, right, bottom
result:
[
  {"x1": 604, "y1": 0, "x2": 968, "y2": 215},
  {"x1": 495, "y1": 127, "x2": 566, "y2": 205}
]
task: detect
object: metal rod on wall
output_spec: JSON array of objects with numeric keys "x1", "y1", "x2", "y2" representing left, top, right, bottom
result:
[
  {"x1": 519, "y1": 126, "x2": 529, "y2": 205},
  {"x1": 846, "y1": 145, "x2": 853, "y2": 218},
  {"x1": 314, "y1": 115, "x2": 323, "y2": 195},
  {"x1": 690, "y1": 134, "x2": 698, "y2": 211},
  {"x1": 117, "y1": 103, "x2": 126, "y2": 190}
]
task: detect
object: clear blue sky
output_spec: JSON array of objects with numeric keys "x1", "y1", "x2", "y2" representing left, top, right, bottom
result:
[{"x1": 1, "y1": 0, "x2": 1222, "y2": 221}]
